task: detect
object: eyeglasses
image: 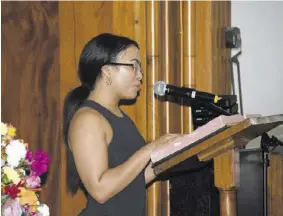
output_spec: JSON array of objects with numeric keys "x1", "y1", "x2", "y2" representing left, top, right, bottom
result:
[{"x1": 107, "y1": 62, "x2": 143, "y2": 75}]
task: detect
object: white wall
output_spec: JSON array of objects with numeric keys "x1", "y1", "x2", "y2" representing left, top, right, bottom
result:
[
  {"x1": 231, "y1": 1, "x2": 283, "y2": 116},
  {"x1": 231, "y1": 1, "x2": 283, "y2": 149}
]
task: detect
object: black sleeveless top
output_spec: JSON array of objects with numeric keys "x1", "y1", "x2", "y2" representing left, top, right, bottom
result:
[{"x1": 78, "y1": 100, "x2": 146, "y2": 216}]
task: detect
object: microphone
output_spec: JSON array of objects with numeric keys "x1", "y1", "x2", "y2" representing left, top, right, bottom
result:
[{"x1": 154, "y1": 81, "x2": 220, "y2": 103}]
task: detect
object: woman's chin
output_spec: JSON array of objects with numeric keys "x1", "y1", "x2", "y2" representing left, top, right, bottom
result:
[{"x1": 122, "y1": 92, "x2": 139, "y2": 100}]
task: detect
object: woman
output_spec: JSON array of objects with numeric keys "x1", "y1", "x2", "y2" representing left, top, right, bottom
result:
[{"x1": 63, "y1": 33, "x2": 181, "y2": 216}]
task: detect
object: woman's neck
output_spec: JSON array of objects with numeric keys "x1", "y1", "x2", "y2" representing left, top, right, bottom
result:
[{"x1": 87, "y1": 85, "x2": 121, "y2": 114}]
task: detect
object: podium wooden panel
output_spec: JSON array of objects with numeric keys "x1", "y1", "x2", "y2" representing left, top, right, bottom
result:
[{"x1": 152, "y1": 116, "x2": 283, "y2": 216}]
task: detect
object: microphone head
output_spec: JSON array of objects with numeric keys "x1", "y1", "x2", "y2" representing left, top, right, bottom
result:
[{"x1": 154, "y1": 81, "x2": 167, "y2": 96}]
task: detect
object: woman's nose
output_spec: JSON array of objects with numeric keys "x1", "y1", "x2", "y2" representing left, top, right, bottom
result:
[{"x1": 136, "y1": 69, "x2": 143, "y2": 80}]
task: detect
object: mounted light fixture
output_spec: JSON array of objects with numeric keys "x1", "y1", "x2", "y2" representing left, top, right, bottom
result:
[{"x1": 225, "y1": 27, "x2": 242, "y2": 49}]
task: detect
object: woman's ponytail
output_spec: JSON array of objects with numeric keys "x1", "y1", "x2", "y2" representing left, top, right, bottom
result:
[{"x1": 63, "y1": 85, "x2": 90, "y2": 194}]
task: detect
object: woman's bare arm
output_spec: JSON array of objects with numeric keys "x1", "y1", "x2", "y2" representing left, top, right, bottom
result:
[
  {"x1": 69, "y1": 110, "x2": 156, "y2": 204},
  {"x1": 144, "y1": 162, "x2": 156, "y2": 184}
]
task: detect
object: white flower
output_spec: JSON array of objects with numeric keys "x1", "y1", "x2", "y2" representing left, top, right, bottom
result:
[
  {"x1": 37, "y1": 204, "x2": 50, "y2": 216},
  {"x1": 5, "y1": 139, "x2": 27, "y2": 167},
  {"x1": 2, "y1": 198, "x2": 22, "y2": 216}
]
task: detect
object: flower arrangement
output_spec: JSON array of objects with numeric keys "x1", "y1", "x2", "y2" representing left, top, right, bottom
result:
[{"x1": 1, "y1": 122, "x2": 50, "y2": 216}]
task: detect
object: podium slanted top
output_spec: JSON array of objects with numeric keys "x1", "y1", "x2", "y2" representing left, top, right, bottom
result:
[{"x1": 151, "y1": 114, "x2": 283, "y2": 175}]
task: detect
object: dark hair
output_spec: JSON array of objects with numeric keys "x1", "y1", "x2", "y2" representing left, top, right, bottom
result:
[{"x1": 63, "y1": 33, "x2": 139, "y2": 194}]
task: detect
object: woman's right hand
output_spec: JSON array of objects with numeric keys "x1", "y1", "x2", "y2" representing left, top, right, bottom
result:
[{"x1": 146, "y1": 133, "x2": 183, "y2": 152}]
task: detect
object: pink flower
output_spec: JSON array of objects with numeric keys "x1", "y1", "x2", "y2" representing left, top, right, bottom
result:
[
  {"x1": 2, "y1": 198, "x2": 23, "y2": 216},
  {"x1": 26, "y1": 150, "x2": 34, "y2": 162},
  {"x1": 1, "y1": 158, "x2": 5, "y2": 167},
  {"x1": 34, "y1": 150, "x2": 50, "y2": 164},
  {"x1": 23, "y1": 205, "x2": 38, "y2": 215},
  {"x1": 31, "y1": 150, "x2": 50, "y2": 176},
  {"x1": 25, "y1": 175, "x2": 41, "y2": 189}
]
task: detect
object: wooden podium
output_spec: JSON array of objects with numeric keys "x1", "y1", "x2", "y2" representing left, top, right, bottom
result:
[{"x1": 152, "y1": 115, "x2": 283, "y2": 216}]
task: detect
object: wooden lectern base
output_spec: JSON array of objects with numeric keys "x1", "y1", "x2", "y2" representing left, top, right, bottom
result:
[
  {"x1": 219, "y1": 189, "x2": 237, "y2": 216},
  {"x1": 214, "y1": 149, "x2": 239, "y2": 216}
]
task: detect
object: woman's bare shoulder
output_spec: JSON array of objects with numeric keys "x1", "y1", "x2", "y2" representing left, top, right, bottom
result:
[
  {"x1": 71, "y1": 107, "x2": 108, "y2": 129},
  {"x1": 69, "y1": 107, "x2": 113, "y2": 147}
]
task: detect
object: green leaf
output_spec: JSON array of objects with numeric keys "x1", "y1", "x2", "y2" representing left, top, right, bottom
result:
[{"x1": 2, "y1": 173, "x2": 11, "y2": 184}]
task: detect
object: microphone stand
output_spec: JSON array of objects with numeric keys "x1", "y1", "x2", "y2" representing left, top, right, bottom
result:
[
  {"x1": 260, "y1": 133, "x2": 283, "y2": 216},
  {"x1": 230, "y1": 50, "x2": 244, "y2": 115}
]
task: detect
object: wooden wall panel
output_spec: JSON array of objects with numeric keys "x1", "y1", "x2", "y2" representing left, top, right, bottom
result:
[
  {"x1": 1, "y1": 2, "x2": 60, "y2": 216},
  {"x1": 195, "y1": 1, "x2": 213, "y2": 93},
  {"x1": 112, "y1": 1, "x2": 148, "y2": 138},
  {"x1": 160, "y1": 1, "x2": 183, "y2": 134},
  {"x1": 182, "y1": 0, "x2": 192, "y2": 135},
  {"x1": 145, "y1": 2, "x2": 162, "y2": 215},
  {"x1": 158, "y1": 1, "x2": 185, "y2": 215},
  {"x1": 211, "y1": 1, "x2": 232, "y2": 95},
  {"x1": 194, "y1": 1, "x2": 231, "y2": 95},
  {"x1": 132, "y1": 1, "x2": 148, "y2": 139},
  {"x1": 268, "y1": 153, "x2": 283, "y2": 216},
  {"x1": 59, "y1": 2, "x2": 113, "y2": 215}
]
